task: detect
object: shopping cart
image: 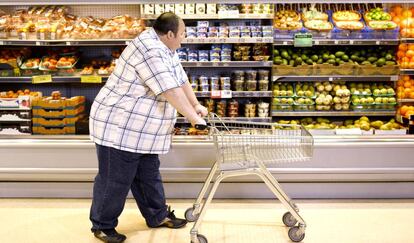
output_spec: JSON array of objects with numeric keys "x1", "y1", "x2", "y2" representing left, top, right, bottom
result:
[{"x1": 185, "y1": 114, "x2": 314, "y2": 243}]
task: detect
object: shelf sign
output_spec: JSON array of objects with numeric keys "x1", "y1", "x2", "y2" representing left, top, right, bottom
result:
[
  {"x1": 210, "y1": 90, "x2": 232, "y2": 99},
  {"x1": 81, "y1": 75, "x2": 102, "y2": 83},
  {"x1": 294, "y1": 33, "x2": 313, "y2": 47},
  {"x1": 32, "y1": 75, "x2": 52, "y2": 84},
  {"x1": 218, "y1": 10, "x2": 240, "y2": 19}
]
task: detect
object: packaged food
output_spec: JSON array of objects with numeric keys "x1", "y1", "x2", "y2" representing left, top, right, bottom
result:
[
  {"x1": 240, "y1": 32, "x2": 251, "y2": 38},
  {"x1": 246, "y1": 80, "x2": 257, "y2": 91},
  {"x1": 165, "y1": 4, "x2": 175, "y2": 13},
  {"x1": 155, "y1": 4, "x2": 165, "y2": 15},
  {"x1": 211, "y1": 44, "x2": 222, "y2": 51},
  {"x1": 258, "y1": 80, "x2": 269, "y2": 91},
  {"x1": 40, "y1": 56, "x2": 58, "y2": 71},
  {"x1": 257, "y1": 102, "x2": 269, "y2": 117},
  {"x1": 198, "y1": 50, "x2": 209, "y2": 61},
  {"x1": 258, "y1": 69, "x2": 269, "y2": 80},
  {"x1": 208, "y1": 32, "x2": 218, "y2": 38},
  {"x1": 196, "y1": 4, "x2": 206, "y2": 14},
  {"x1": 245, "y1": 70, "x2": 257, "y2": 80},
  {"x1": 244, "y1": 102, "x2": 256, "y2": 117},
  {"x1": 200, "y1": 84, "x2": 209, "y2": 92},
  {"x1": 210, "y1": 83, "x2": 220, "y2": 91},
  {"x1": 56, "y1": 56, "x2": 77, "y2": 68},
  {"x1": 143, "y1": 4, "x2": 155, "y2": 15},
  {"x1": 220, "y1": 77, "x2": 230, "y2": 86},
  {"x1": 221, "y1": 55, "x2": 231, "y2": 62},
  {"x1": 233, "y1": 80, "x2": 244, "y2": 91},
  {"x1": 227, "y1": 99, "x2": 239, "y2": 117},
  {"x1": 209, "y1": 76, "x2": 219, "y2": 86},
  {"x1": 251, "y1": 31, "x2": 261, "y2": 37},
  {"x1": 233, "y1": 70, "x2": 244, "y2": 80},
  {"x1": 175, "y1": 4, "x2": 185, "y2": 15},
  {"x1": 204, "y1": 99, "x2": 215, "y2": 113},
  {"x1": 186, "y1": 27, "x2": 197, "y2": 33},
  {"x1": 80, "y1": 66, "x2": 94, "y2": 75},
  {"x1": 199, "y1": 76, "x2": 209, "y2": 85},
  {"x1": 332, "y1": 11, "x2": 361, "y2": 22},
  {"x1": 188, "y1": 50, "x2": 198, "y2": 62},
  {"x1": 208, "y1": 26, "x2": 218, "y2": 33},
  {"x1": 216, "y1": 100, "x2": 226, "y2": 117},
  {"x1": 206, "y1": 4, "x2": 217, "y2": 14},
  {"x1": 197, "y1": 26, "x2": 208, "y2": 32},
  {"x1": 185, "y1": 4, "x2": 195, "y2": 15},
  {"x1": 197, "y1": 32, "x2": 207, "y2": 38}
]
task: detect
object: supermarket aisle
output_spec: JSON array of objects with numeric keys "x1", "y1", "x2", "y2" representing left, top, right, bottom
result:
[{"x1": 0, "y1": 199, "x2": 413, "y2": 243}]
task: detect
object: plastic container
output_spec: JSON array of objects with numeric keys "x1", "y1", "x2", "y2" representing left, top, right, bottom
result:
[
  {"x1": 258, "y1": 80, "x2": 269, "y2": 91},
  {"x1": 233, "y1": 79, "x2": 244, "y2": 91},
  {"x1": 246, "y1": 80, "x2": 257, "y2": 91}
]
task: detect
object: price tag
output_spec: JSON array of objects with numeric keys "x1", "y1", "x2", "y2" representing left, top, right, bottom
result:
[
  {"x1": 294, "y1": 33, "x2": 312, "y2": 47},
  {"x1": 32, "y1": 75, "x2": 52, "y2": 84},
  {"x1": 314, "y1": 40, "x2": 319, "y2": 45},
  {"x1": 283, "y1": 41, "x2": 288, "y2": 45},
  {"x1": 201, "y1": 91, "x2": 210, "y2": 97},
  {"x1": 125, "y1": 41, "x2": 131, "y2": 45},
  {"x1": 0, "y1": 41, "x2": 4, "y2": 45},
  {"x1": 66, "y1": 41, "x2": 71, "y2": 46},
  {"x1": 349, "y1": 40, "x2": 354, "y2": 45},
  {"x1": 256, "y1": 38, "x2": 263, "y2": 43},
  {"x1": 222, "y1": 63, "x2": 229, "y2": 67},
  {"x1": 212, "y1": 62, "x2": 219, "y2": 67},
  {"x1": 186, "y1": 38, "x2": 193, "y2": 43},
  {"x1": 81, "y1": 75, "x2": 102, "y2": 83},
  {"x1": 211, "y1": 90, "x2": 221, "y2": 99},
  {"x1": 376, "y1": 41, "x2": 380, "y2": 45},
  {"x1": 221, "y1": 90, "x2": 232, "y2": 98},
  {"x1": 239, "y1": 38, "x2": 245, "y2": 43},
  {"x1": 196, "y1": 62, "x2": 202, "y2": 67},
  {"x1": 35, "y1": 41, "x2": 41, "y2": 46}
]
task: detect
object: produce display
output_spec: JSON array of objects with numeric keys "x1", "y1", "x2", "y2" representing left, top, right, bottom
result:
[
  {"x1": 397, "y1": 43, "x2": 414, "y2": 69},
  {"x1": 273, "y1": 10, "x2": 302, "y2": 30},
  {"x1": 273, "y1": 46, "x2": 397, "y2": 67},
  {"x1": 399, "y1": 105, "x2": 414, "y2": 118},
  {"x1": 396, "y1": 75, "x2": 414, "y2": 99},
  {"x1": 390, "y1": 5, "x2": 414, "y2": 38},
  {"x1": 365, "y1": 8, "x2": 392, "y2": 21},
  {"x1": 332, "y1": 11, "x2": 361, "y2": 22},
  {"x1": 0, "y1": 6, "x2": 145, "y2": 40}
]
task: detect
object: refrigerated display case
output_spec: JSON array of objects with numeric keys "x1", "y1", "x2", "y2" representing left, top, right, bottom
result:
[{"x1": 0, "y1": 1, "x2": 413, "y2": 199}]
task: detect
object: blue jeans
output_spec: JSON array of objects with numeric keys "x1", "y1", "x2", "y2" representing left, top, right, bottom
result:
[{"x1": 90, "y1": 144, "x2": 168, "y2": 230}]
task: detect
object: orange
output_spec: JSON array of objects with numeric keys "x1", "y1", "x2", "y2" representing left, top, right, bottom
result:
[
  {"x1": 404, "y1": 82, "x2": 412, "y2": 88},
  {"x1": 399, "y1": 43, "x2": 408, "y2": 51},
  {"x1": 393, "y1": 5, "x2": 403, "y2": 16},
  {"x1": 410, "y1": 92, "x2": 414, "y2": 99},
  {"x1": 403, "y1": 75, "x2": 411, "y2": 81},
  {"x1": 393, "y1": 16, "x2": 401, "y2": 25},
  {"x1": 397, "y1": 50, "x2": 405, "y2": 59},
  {"x1": 397, "y1": 80, "x2": 404, "y2": 86},
  {"x1": 403, "y1": 10, "x2": 412, "y2": 18},
  {"x1": 400, "y1": 28, "x2": 410, "y2": 37},
  {"x1": 408, "y1": 44, "x2": 414, "y2": 50},
  {"x1": 406, "y1": 50, "x2": 414, "y2": 58},
  {"x1": 405, "y1": 110, "x2": 414, "y2": 118},
  {"x1": 400, "y1": 105, "x2": 410, "y2": 116},
  {"x1": 401, "y1": 61, "x2": 410, "y2": 69}
]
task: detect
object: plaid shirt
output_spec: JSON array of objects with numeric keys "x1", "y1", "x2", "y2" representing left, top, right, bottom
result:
[{"x1": 89, "y1": 28, "x2": 188, "y2": 154}]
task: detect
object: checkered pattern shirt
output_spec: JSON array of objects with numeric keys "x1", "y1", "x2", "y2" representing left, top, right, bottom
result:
[{"x1": 89, "y1": 28, "x2": 188, "y2": 154}]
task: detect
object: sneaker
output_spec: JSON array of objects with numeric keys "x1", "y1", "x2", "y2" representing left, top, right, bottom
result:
[
  {"x1": 93, "y1": 228, "x2": 126, "y2": 243},
  {"x1": 151, "y1": 206, "x2": 187, "y2": 229}
]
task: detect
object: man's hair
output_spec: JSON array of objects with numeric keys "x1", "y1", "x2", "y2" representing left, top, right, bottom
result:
[{"x1": 153, "y1": 12, "x2": 181, "y2": 36}]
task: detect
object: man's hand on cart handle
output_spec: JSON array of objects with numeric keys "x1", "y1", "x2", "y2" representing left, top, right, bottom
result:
[
  {"x1": 195, "y1": 124, "x2": 208, "y2": 130},
  {"x1": 191, "y1": 116, "x2": 207, "y2": 128},
  {"x1": 194, "y1": 103, "x2": 208, "y2": 117}
]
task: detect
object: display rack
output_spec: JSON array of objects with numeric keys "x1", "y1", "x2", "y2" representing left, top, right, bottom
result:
[{"x1": 271, "y1": 111, "x2": 396, "y2": 117}]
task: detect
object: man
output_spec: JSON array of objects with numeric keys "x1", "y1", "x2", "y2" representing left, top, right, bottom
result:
[{"x1": 89, "y1": 12, "x2": 207, "y2": 243}]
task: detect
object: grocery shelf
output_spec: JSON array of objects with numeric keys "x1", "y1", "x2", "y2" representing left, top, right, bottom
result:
[
  {"x1": 0, "y1": 76, "x2": 108, "y2": 83},
  {"x1": 194, "y1": 91, "x2": 272, "y2": 98},
  {"x1": 0, "y1": 38, "x2": 274, "y2": 46},
  {"x1": 141, "y1": 13, "x2": 273, "y2": 20},
  {"x1": 399, "y1": 69, "x2": 414, "y2": 75},
  {"x1": 399, "y1": 99, "x2": 414, "y2": 103},
  {"x1": 176, "y1": 117, "x2": 271, "y2": 123},
  {"x1": 183, "y1": 37, "x2": 273, "y2": 44},
  {"x1": 0, "y1": 0, "x2": 411, "y2": 6},
  {"x1": 274, "y1": 39, "x2": 399, "y2": 46},
  {"x1": 0, "y1": 39, "x2": 131, "y2": 46},
  {"x1": 272, "y1": 75, "x2": 399, "y2": 82},
  {"x1": 182, "y1": 61, "x2": 272, "y2": 67},
  {"x1": 271, "y1": 111, "x2": 395, "y2": 117},
  {"x1": 400, "y1": 38, "x2": 414, "y2": 44}
]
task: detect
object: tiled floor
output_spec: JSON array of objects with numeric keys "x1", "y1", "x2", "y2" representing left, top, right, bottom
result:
[{"x1": 0, "y1": 199, "x2": 413, "y2": 243}]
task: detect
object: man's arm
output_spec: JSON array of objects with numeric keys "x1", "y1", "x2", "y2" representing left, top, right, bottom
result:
[
  {"x1": 182, "y1": 81, "x2": 208, "y2": 116},
  {"x1": 162, "y1": 86, "x2": 206, "y2": 127}
]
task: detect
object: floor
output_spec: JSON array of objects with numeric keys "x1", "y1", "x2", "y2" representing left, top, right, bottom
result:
[{"x1": 0, "y1": 199, "x2": 413, "y2": 243}]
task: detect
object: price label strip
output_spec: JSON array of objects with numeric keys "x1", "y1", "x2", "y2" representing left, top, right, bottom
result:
[
  {"x1": 81, "y1": 75, "x2": 102, "y2": 83},
  {"x1": 32, "y1": 75, "x2": 52, "y2": 84},
  {"x1": 294, "y1": 33, "x2": 313, "y2": 47}
]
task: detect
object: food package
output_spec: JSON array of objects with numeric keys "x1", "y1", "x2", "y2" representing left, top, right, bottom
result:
[
  {"x1": 175, "y1": 4, "x2": 185, "y2": 15},
  {"x1": 196, "y1": 4, "x2": 206, "y2": 14},
  {"x1": 155, "y1": 4, "x2": 165, "y2": 15},
  {"x1": 165, "y1": 4, "x2": 175, "y2": 13},
  {"x1": 143, "y1": 4, "x2": 155, "y2": 15},
  {"x1": 206, "y1": 4, "x2": 217, "y2": 14},
  {"x1": 185, "y1": 4, "x2": 195, "y2": 15}
]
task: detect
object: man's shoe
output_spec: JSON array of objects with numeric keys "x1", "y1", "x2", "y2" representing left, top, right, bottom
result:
[
  {"x1": 152, "y1": 206, "x2": 187, "y2": 229},
  {"x1": 93, "y1": 228, "x2": 126, "y2": 243}
]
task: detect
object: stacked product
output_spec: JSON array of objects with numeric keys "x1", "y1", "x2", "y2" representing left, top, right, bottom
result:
[
  {"x1": 32, "y1": 92, "x2": 85, "y2": 134},
  {"x1": 178, "y1": 44, "x2": 232, "y2": 62},
  {"x1": 189, "y1": 75, "x2": 231, "y2": 91},
  {"x1": 232, "y1": 69, "x2": 269, "y2": 91},
  {"x1": 186, "y1": 22, "x2": 273, "y2": 39},
  {"x1": 0, "y1": 89, "x2": 36, "y2": 135}
]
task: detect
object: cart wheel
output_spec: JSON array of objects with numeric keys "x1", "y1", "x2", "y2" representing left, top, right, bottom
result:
[
  {"x1": 185, "y1": 207, "x2": 199, "y2": 222},
  {"x1": 191, "y1": 234, "x2": 208, "y2": 243},
  {"x1": 282, "y1": 212, "x2": 298, "y2": 227},
  {"x1": 288, "y1": 226, "x2": 305, "y2": 242}
]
